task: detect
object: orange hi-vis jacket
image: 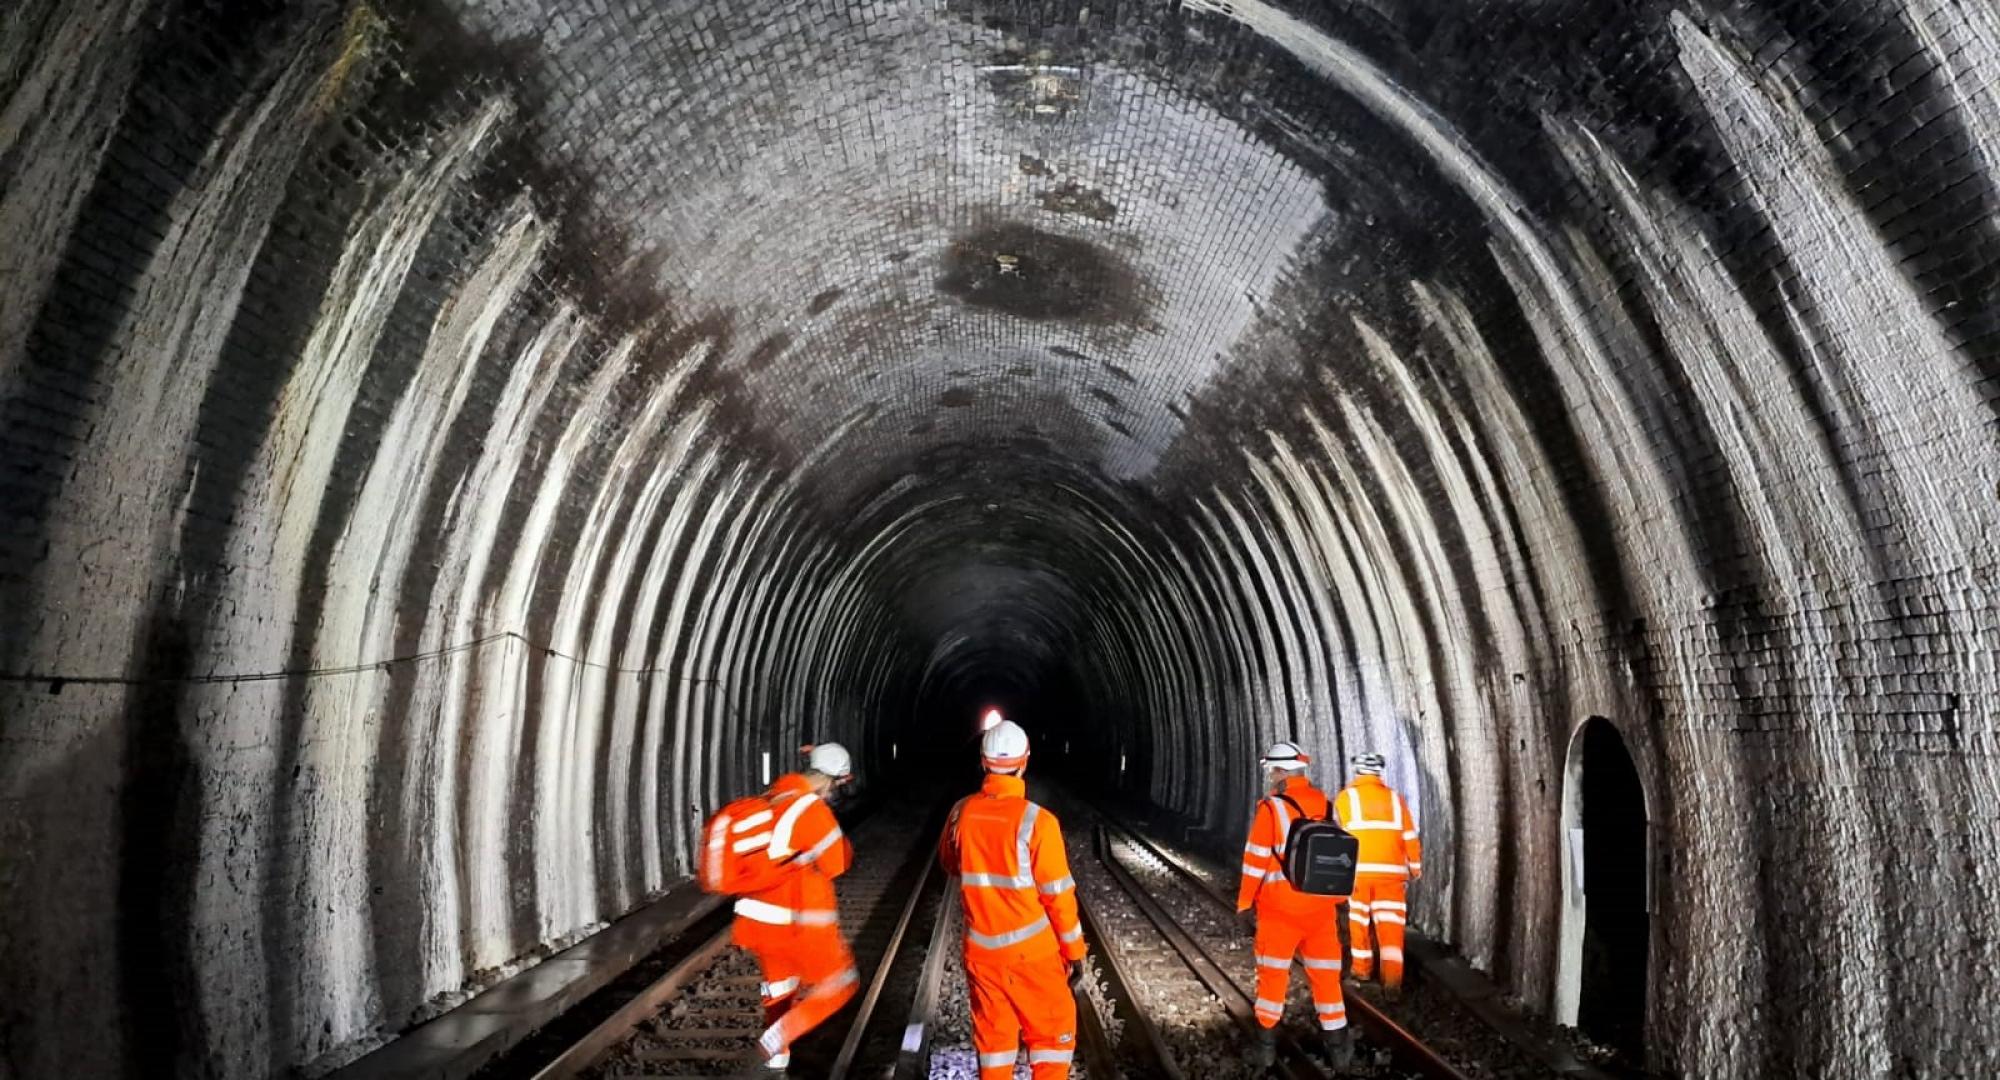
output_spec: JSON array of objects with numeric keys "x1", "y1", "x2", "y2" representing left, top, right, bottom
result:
[
  {"x1": 1333, "y1": 774, "x2": 1421, "y2": 877},
  {"x1": 732, "y1": 773, "x2": 853, "y2": 928},
  {"x1": 1236, "y1": 774, "x2": 1343, "y2": 915},
  {"x1": 940, "y1": 775, "x2": 1087, "y2": 964}
]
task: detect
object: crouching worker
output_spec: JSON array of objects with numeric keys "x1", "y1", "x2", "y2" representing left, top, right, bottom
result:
[
  {"x1": 700, "y1": 743, "x2": 860, "y2": 1073},
  {"x1": 940, "y1": 719, "x2": 1088, "y2": 1079},
  {"x1": 1237, "y1": 741, "x2": 1354, "y2": 1068}
]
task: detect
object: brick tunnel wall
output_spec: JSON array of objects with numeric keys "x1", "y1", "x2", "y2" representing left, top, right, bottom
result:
[{"x1": 3, "y1": 0, "x2": 1999, "y2": 1077}]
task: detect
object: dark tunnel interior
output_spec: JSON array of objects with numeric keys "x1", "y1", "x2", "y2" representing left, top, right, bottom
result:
[
  {"x1": 4, "y1": 0, "x2": 2000, "y2": 1077},
  {"x1": 1577, "y1": 717, "x2": 1648, "y2": 1060}
]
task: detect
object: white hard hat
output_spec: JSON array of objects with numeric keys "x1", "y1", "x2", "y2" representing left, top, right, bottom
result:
[
  {"x1": 1259, "y1": 740, "x2": 1310, "y2": 771},
  {"x1": 807, "y1": 742, "x2": 853, "y2": 779},
  {"x1": 981, "y1": 720, "x2": 1031, "y2": 772},
  {"x1": 1350, "y1": 752, "x2": 1385, "y2": 776}
]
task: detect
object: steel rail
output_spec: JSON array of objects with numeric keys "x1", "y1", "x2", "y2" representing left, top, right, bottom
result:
[
  {"x1": 530, "y1": 796, "x2": 933, "y2": 1079},
  {"x1": 530, "y1": 926, "x2": 734, "y2": 1079},
  {"x1": 827, "y1": 824, "x2": 943, "y2": 1079},
  {"x1": 890, "y1": 887, "x2": 960, "y2": 1080},
  {"x1": 1073, "y1": 890, "x2": 1185, "y2": 1079},
  {"x1": 1070, "y1": 939, "x2": 1122, "y2": 1080},
  {"x1": 1117, "y1": 817, "x2": 1618, "y2": 1080},
  {"x1": 1093, "y1": 825, "x2": 1328, "y2": 1080},
  {"x1": 1099, "y1": 814, "x2": 1472, "y2": 1080}
]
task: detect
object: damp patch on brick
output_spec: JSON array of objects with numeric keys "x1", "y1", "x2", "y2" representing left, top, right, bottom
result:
[
  {"x1": 1037, "y1": 179, "x2": 1117, "y2": 222},
  {"x1": 743, "y1": 332, "x2": 791, "y2": 374},
  {"x1": 983, "y1": 59, "x2": 1083, "y2": 121},
  {"x1": 806, "y1": 286, "x2": 844, "y2": 315},
  {"x1": 935, "y1": 222, "x2": 1149, "y2": 325}
]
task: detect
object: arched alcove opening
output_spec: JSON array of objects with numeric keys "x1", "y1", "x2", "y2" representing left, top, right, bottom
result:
[{"x1": 1554, "y1": 716, "x2": 1650, "y2": 1058}]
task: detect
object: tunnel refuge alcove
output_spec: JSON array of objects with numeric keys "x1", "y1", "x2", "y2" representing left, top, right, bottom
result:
[{"x1": 1556, "y1": 716, "x2": 1653, "y2": 1059}]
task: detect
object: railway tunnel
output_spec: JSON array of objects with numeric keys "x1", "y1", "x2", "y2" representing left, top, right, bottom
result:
[{"x1": 2, "y1": 0, "x2": 1998, "y2": 1076}]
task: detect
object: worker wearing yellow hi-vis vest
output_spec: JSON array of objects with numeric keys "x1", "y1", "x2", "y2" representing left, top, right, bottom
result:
[{"x1": 1333, "y1": 752, "x2": 1422, "y2": 997}]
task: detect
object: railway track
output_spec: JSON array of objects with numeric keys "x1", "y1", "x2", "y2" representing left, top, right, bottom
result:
[
  {"x1": 500, "y1": 783, "x2": 1493, "y2": 1079},
  {"x1": 1033, "y1": 786, "x2": 1616, "y2": 1080},
  {"x1": 509, "y1": 789, "x2": 1183, "y2": 1079},
  {"x1": 503, "y1": 795, "x2": 944, "y2": 1079},
  {"x1": 1071, "y1": 888, "x2": 1184, "y2": 1079},
  {"x1": 1090, "y1": 819, "x2": 1471, "y2": 1080},
  {"x1": 890, "y1": 810, "x2": 1184, "y2": 1079}
]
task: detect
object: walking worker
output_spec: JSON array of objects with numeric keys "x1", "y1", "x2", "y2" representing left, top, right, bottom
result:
[
  {"x1": 1335, "y1": 752, "x2": 1422, "y2": 997},
  {"x1": 938, "y1": 718, "x2": 1088, "y2": 1079},
  {"x1": 703, "y1": 743, "x2": 861, "y2": 1073},
  {"x1": 1236, "y1": 740, "x2": 1353, "y2": 1068}
]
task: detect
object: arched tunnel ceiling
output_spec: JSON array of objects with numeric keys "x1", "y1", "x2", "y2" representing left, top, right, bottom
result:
[
  {"x1": 4, "y1": 0, "x2": 2000, "y2": 1078},
  {"x1": 425, "y1": 0, "x2": 1552, "y2": 706},
  {"x1": 440, "y1": 0, "x2": 1432, "y2": 515}
]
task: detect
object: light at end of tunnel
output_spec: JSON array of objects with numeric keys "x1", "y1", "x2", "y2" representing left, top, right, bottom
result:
[
  {"x1": 761, "y1": 750, "x2": 771, "y2": 785},
  {"x1": 892, "y1": 742, "x2": 899, "y2": 761},
  {"x1": 980, "y1": 708, "x2": 1004, "y2": 733},
  {"x1": 1119, "y1": 751, "x2": 1127, "y2": 774}
]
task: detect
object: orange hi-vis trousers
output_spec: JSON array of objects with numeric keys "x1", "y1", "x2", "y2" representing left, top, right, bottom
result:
[
  {"x1": 1346, "y1": 877, "x2": 1408, "y2": 987},
  {"x1": 967, "y1": 952, "x2": 1078, "y2": 1079},
  {"x1": 735, "y1": 920, "x2": 860, "y2": 1060},
  {"x1": 1252, "y1": 909, "x2": 1347, "y2": 1032}
]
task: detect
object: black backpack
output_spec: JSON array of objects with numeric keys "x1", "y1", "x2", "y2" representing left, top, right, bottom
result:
[{"x1": 1272, "y1": 793, "x2": 1359, "y2": 896}]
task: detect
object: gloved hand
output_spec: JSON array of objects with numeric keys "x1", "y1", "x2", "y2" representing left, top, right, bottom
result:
[
  {"x1": 1236, "y1": 908, "x2": 1256, "y2": 934},
  {"x1": 1066, "y1": 962, "x2": 1086, "y2": 992}
]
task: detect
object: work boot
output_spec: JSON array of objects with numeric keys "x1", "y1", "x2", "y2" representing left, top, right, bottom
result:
[
  {"x1": 1322, "y1": 1027, "x2": 1354, "y2": 1069},
  {"x1": 1384, "y1": 983, "x2": 1403, "y2": 1004},
  {"x1": 1253, "y1": 1026, "x2": 1278, "y2": 1069}
]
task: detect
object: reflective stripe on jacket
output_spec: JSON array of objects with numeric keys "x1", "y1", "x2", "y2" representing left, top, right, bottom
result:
[
  {"x1": 1333, "y1": 774, "x2": 1420, "y2": 877},
  {"x1": 939, "y1": 774, "x2": 1086, "y2": 963},
  {"x1": 1236, "y1": 774, "x2": 1342, "y2": 914},
  {"x1": 733, "y1": 773, "x2": 852, "y2": 925}
]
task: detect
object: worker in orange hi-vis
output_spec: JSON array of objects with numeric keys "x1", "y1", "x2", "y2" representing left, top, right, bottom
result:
[
  {"x1": 1335, "y1": 752, "x2": 1422, "y2": 999},
  {"x1": 734, "y1": 744, "x2": 861, "y2": 1074},
  {"x1": 938, "y1": 718, "x2": 1088, "y2": 1080},
  {"x1": 1236, "y1": 741, "x2": 1353, "y2": 1069}
]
